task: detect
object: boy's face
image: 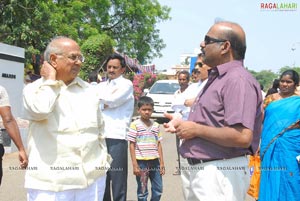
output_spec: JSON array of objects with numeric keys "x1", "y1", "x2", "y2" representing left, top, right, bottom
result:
[{"x1": 138, "y1": 104, "x2": 153, "y2": 120}]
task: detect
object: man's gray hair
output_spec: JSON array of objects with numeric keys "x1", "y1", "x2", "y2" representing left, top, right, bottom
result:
[{"x1": 44, "y1": 36, "x2": 69, "y2": 62}]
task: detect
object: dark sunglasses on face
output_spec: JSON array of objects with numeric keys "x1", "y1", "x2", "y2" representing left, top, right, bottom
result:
[
  {"x1": 204, "y1": 35, "x2": 227, "y2": 45},
  {"x1": 196, "y1": 62, "x2": 203, "y2": 68}
]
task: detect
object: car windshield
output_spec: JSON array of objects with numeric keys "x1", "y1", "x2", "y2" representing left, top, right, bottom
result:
[{"x1": 149, "y1": 82, "x2": 179, "y2": 94}]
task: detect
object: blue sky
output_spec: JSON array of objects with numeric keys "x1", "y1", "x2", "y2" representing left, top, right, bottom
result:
[{"x1": 152, "y1": 0, "x2": 300, "y2": 72}]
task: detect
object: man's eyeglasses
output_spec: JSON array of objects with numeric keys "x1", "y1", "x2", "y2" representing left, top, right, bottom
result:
[
  {"x1": 68, "y1": 54, "x2": 85, "y2": 63},
  {"x1": 56, "y1": 54, "x2": 85, "y2": 63},
  {"x1": 204, "y1": 35, "x2": 227, "y2": 45}
]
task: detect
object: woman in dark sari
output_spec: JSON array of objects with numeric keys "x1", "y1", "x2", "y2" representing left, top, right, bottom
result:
[{"x1": 259, "y1": 70, "x2": 300, "y2": 201}]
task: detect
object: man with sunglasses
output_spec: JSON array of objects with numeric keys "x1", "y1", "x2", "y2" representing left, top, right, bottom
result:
[
  {"x1": 165, "y1": 21, "x2": 262, "y2": 201},
  {"x1": 184, "y1": 53, "x2": 211, "y2": 107},
  {"x1": 23, "y1": 36, "x2": 111, "y2": 200},
  {"x1": 172, "y1": 70, "x2": 190, "y2": 175},
  {"x1": 172, "y1": 53, "x2": 211, "y2": 195},
  {"x1": 191, "y1": 59, "x2": 202, "y2": 83},
  {"x1": 191, "y1": 68, "x2": 200, "y2": 83}
]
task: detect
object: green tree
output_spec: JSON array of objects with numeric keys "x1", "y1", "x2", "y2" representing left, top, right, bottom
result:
[
  {"x1": 105, "y1": 0, "x2": 171, "y2": 63},
  {"x1": 0, "y1": 0, "x2": 56, "y2": 74},
  {"x1": 248, "y1": 66, "x2": 300, "y2": 91},
  {"x1": 80, "y1": 34, "x2": 115, "y2": 79},
  {"x1": 0, "y1": 0, "x2": 170, "y2": 77},
  {"x1": 278, "y1": 66, "x2": 300, "y2": 75},
  {"x1": 251, "y1": 70, "x2": 277, "y2": 90}
]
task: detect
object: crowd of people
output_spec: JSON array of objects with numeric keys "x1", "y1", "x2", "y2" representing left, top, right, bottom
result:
[{"x1": 1, "y1": 20, "x2": 299, "y2": 201}]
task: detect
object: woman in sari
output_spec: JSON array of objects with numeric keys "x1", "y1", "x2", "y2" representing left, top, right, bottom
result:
[{"x1": 259, "y1": 69, "x2": 300, "y2": 201}]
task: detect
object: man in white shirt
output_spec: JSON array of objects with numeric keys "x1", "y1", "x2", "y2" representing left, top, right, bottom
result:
[
  {"x1": 172, "y1": 70, "x2": 190, "y2": 175},
  {"x1": 184, "y1": 53, "x2": 211, "y2": 107},
  {"x1": 172, "y1": 71, "x2": 190, "y2": 120},
  {"x1": 176, "y1": 54, "x2": 211, "y2": 199},
  {"x1": 98, "y1": 53, "x2": 134, "y2": 201},
  {"x1": 23, "y1": 36, "x2": 110, "y2": 200}
]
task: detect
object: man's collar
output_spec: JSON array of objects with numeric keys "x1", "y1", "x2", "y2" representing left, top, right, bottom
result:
[
  {"x1": 108, "y1": 75, "x2": 123, "y2": 83},
  {"x1": 216, "y1": 60, "x2": 244, "y2": 76},
  {"x1": 69, "y1": 77, "x2": 88, "y2": 88}
]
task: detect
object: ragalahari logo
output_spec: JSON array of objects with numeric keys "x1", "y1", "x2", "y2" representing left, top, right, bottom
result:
[{"x1": 260, "y1": 2, "x2": 297, "y2": 11}]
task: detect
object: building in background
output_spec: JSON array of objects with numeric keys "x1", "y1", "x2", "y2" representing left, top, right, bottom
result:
[
  {"x1": 0, "y1": 43, "x2": 28, "y2": 152},
  {"x1": 0, "y1": 43, "x2": 25, "y2": 117}
]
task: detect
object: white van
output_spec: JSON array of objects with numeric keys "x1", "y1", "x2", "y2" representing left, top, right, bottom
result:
[{"x1": 144, "y1": 80, "x2": 179, "y2": 119}]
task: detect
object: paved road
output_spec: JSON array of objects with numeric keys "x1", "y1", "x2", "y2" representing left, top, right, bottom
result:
[{"x1": 0, "y1": 125, "x2": 255, "y2": 201}]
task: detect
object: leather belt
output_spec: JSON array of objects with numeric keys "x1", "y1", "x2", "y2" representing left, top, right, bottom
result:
[
  {"x1": 187, "y1": 158, "x2": 218, "y2": 165},
  {"x1": 187, "y1": 155, "x2": 247, "y2": 165}
]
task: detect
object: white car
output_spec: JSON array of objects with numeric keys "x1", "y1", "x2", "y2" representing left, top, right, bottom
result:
[{"x1": 144, "y1": 80, "x2": 179, "y2": 120}]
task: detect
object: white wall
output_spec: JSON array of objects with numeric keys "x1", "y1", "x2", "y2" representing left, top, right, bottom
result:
[{"x1": 0, "y1": 43, "x2": 25, "y2": 118}]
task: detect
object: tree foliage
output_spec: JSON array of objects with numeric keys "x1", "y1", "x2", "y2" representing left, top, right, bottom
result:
[
  {"x1": 248, "y1": 66, "x2": 300, "y2": 91},
  {"x1": 80, "y1": 34, "x2": 115, "y2": 79},
  {"x1": 104, "y1": 0, "x2": 170, "y2": 63},
  {"x1": 278, "y1": 66, "x2": 300, "y2": 75},
  {"x1": 0, "y1": 0, "x2": 170, "y2": 78},
  {"x1": 249, "y1": 69, "x2": 277, "y2": 90},
  {"x1": 0, "y1": 0, "x2": 55, "y2": 74}
]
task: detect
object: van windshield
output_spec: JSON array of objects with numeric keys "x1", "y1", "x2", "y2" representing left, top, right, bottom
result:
[{"x1": 149, "y1": 82, "x2": 179, "y2": 94}]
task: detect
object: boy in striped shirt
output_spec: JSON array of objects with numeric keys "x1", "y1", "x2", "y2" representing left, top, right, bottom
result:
[{"x1": 128, "y1": 96, "x2": 165, "y2": 201}]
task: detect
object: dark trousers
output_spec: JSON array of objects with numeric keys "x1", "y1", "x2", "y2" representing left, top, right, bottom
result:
[
  {"x1": 176, "y1": 136, "x2": 181, "y2": 170},
  {"x1": 104, "y1": 139, "x2": 128, "y2": 201},
  {"x1": 0, "y1": 144, "x2": 5, "y2": 185}
]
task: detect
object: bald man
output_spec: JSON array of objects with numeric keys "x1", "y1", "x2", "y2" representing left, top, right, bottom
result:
[{"x1": 164, "y1": 21, "x2": 263, "y2": 201}]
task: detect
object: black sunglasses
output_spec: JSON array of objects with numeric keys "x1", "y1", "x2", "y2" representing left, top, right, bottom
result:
[
  {"x1": 195, "y1": 62, "x2": 203, "y2": 68},
  {"x1": 204, "y1": 35, "x2": 227, "y2": 45}
]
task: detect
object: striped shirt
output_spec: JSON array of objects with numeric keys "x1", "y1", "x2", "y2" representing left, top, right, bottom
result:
[{"x1": 127, "y1": 119, "x2": 162, "y2": 160}]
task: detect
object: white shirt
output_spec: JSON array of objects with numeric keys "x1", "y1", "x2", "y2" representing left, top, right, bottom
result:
[
  {"x1": 0, "y1": 85, "x2": 10, "y2": 107},
  {"x1": 23, "y1": 77, "x2": 111, "y2": 192},
  {"x1": 97, "y1": 75, "x2": 134, "y2": 140},
  {"x1": 184, "y1": 80, "x2": 204, "y2": 100},
  {"x1": 172, "y1": 80, "x2": 208, "y2": 120},
  {"x1": 172, "y1": 88, "x2": 190, "y2": 120}
]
